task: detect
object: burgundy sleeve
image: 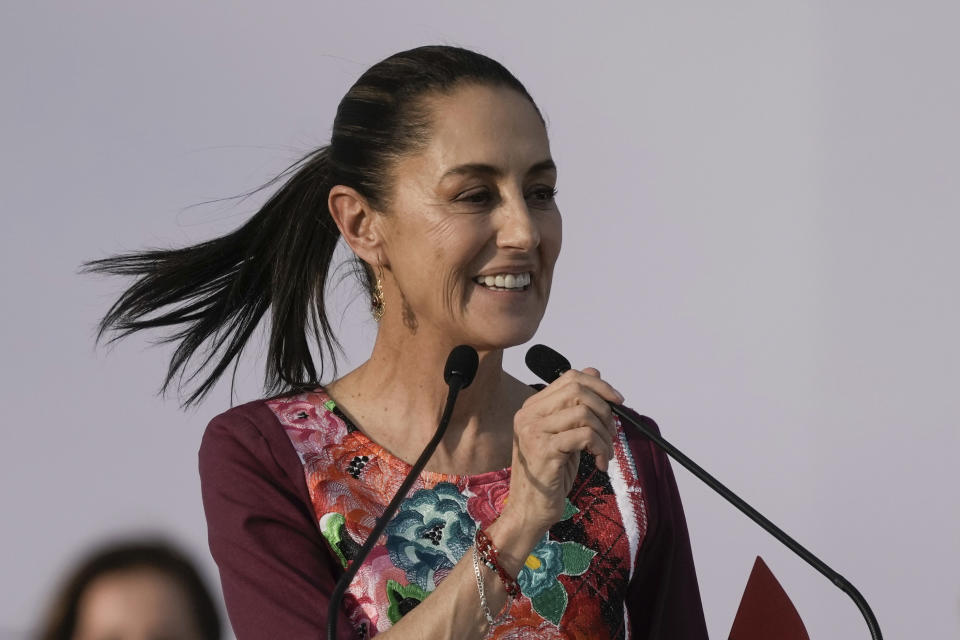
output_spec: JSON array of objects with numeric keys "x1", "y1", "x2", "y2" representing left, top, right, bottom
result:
[
  {"x1": 624, "y1": 412, "x2": 709, "y2": 639},
  {"x1": 198, "y1": 401, "x2": 353, "y2": 639}
]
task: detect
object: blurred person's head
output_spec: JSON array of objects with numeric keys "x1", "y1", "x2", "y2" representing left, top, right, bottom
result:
[{"x1": 36, "y1": 539, "x2": 221, "y2": 640}]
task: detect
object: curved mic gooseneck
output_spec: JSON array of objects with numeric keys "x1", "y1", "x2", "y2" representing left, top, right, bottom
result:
[
  {"x1": 327, "y1": 345, "x2": 479, "y2": 640},
  {"x1": 525, "y1": 344, "x2": 883, "y2": 640}
]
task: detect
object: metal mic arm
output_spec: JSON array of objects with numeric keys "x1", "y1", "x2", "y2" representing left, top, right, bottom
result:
[
  {"x1": 525, "y1": 343, "x2": 882, "y2": 640},
  {"x1": 612, "y1": 405, "x2": 883, "y2": 640}
]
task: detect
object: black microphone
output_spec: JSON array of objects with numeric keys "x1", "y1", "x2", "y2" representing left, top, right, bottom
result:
[
  {"x1": 327, "y1": 345, "x2": 479, "y2": 640},
  {"x1": 525, "y1": 344, "x2": 883, "y2": 640}
]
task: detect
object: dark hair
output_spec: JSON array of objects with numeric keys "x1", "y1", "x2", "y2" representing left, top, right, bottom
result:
[
  {"x1": 36, "y1": 539, "x2": 222, "y2": 640},
  {"x1": 84, "y1": 45, "x2": 541, "y2": 407}
]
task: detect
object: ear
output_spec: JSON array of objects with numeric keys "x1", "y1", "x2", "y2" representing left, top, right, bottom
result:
[{"x1": 328, "y1": 185, "x2": 383, "y2": 266}]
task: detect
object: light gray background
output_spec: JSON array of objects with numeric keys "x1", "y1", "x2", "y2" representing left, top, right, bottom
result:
[{"x1": 2, "y1": 2, "x2": 957, "y2": 638}]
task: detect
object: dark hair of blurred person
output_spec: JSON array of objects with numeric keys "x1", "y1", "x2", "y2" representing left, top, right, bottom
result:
[{"x1": 36, "y1": 539, "x2": 221, "y2": 640}]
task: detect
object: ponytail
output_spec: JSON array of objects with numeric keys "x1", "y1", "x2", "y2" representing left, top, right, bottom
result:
[
  {"x1": 87, "y1": 46, "x2": 542, "y2": 408},
  {"x1": 84, "y1": 146, "x2": 342, "y2": 407}
]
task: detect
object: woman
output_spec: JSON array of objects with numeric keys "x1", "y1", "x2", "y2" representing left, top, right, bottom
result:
[
  {"x1": 36, "y1": 539, "x2": 221, "y2": 640},
  {"x1": 88, "y1": 46, "x2": 707, "y2": 638}
]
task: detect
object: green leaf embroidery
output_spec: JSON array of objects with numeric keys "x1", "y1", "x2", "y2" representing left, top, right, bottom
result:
[
  {"x1": 560, "y1": 541, "x2": 596, "y2": 576},
  {"x1": 319, "y1": 512, "x2": 348, "y2": 568},
  {"x1": 386, "y1": 580, "x2": 429, "y2": 624},
  {"x1": 531, "y1": 580, "x2": 568, "y2": 625},
  {"x1": 560, "y1": 498, "x2": 579, "y2": 521}
]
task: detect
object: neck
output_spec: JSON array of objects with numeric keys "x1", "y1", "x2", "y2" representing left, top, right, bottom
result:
[{"x1": 326, "y1": 321, "x2": 529, "y2": 474}]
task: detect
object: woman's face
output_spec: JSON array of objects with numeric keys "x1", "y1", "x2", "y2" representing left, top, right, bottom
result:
[
  {"x1": 72, "y1": 568, "x2": 204, "y2": 640},
  {"x1": 379, "y1": 83, "x2": 561, "y2": 351}
]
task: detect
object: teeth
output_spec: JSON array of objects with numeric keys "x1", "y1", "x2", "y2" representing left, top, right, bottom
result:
[{"x1": 474, "y1": 272, "x2": 532, "y2": 290}]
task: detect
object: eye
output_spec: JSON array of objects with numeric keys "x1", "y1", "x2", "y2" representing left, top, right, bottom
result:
[
  {"x1": 526, "y1": 186, "x2": 558, "y2": 205},
  {"x1": 456, "y1": 188, "x2": 495, "y2": 206}
]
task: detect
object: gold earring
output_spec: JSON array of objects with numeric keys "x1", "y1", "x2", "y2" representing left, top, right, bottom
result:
[{"x1": 371, "y1": 261, "x2": 385, "y2": 321}]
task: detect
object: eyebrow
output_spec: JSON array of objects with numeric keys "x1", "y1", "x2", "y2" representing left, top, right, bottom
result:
[{"x1": 440, "y1": 158, "x2": 557, "y2": 182}]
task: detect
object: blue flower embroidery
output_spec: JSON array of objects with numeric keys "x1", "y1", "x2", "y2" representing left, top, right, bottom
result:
[
  {"x1": 516, "y1": 510, "x2": 597, "y2": 626},
  {"x1": 517, "y1": 539, "x2": 565, "y2": 598},
  {"x1": 385, "y1": 482, "x2": 476, "y2": 590}
]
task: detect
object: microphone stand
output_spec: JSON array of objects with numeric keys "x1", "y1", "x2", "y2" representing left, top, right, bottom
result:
[
  {"x1": 526, "y1": 344, "x2": 882, "y2": 640},
  {"x1": 609, "y1": 404, "x2": 883, "y2": 640}
]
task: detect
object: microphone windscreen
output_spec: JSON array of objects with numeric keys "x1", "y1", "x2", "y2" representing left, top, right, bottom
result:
[
  {"x1": 444, "y1": 345, "x2": 479, "y2": 389},
  {"x1": 525, "y1": 344, "x2": 571, "y2": 383}
]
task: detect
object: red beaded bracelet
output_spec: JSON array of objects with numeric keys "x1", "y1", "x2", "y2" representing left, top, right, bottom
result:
[{"x1": 474, "y1": 528, "x2": 521, "y2": 597}]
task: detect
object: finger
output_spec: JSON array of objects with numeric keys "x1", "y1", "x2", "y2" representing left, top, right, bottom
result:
[
  {"x1": 526, "y1": 379, "x2": 618, "y2": 435},
  {"x1": 528, "y1": 370, "x2": 621, "y2": 410},
  {"x1": 531, "y1": 407, "x2": 614, "y2": 464},
  {"x1": 554, "y1": 369, "x2": 624, "y2": 405},
  {"x1": 565, "y1": 394, "x2": 617, "y2": 437},
  {"x1": 535, "y1": 404, "x2": 612, "y2": 441},
  {"x1": 550, "y1": 426, "x2": 614, "y2": 471}
]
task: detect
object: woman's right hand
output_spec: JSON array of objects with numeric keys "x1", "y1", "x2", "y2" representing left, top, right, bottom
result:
[{"x1": 502, "y1": 368, "x2": 624, "y2": 536}]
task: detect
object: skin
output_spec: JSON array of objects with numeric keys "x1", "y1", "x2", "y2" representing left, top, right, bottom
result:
[
  {"x1": 72, "y1": 568, "x2": 204, "y2": 640},
  {"x1": 326, "y1": 83, "x2": 624, "y2": 639}
]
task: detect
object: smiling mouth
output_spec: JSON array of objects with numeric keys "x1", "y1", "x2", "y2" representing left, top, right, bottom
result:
[{"x1": 472, "y1": 272, "x2": 532, "y2": 291}]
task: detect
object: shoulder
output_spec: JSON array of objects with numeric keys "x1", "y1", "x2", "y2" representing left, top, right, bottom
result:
[
  {"x1": 614, "y1": 408, "x2": 679, "y2": 535},
  {"x1": 617, "y1": 407, "x2": 668, "y2": 475},
  {"x1": 197, "y1": 395, "x2": 353, "y2": 637},
  {"x1": 200, "y1": 398, "x2": 287, "y2": 463},
  {"x1": 198, "y1": 395, "x2": 312, "y2": 503}
]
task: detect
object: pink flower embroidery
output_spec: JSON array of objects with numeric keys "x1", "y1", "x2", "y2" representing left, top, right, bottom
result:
[
  {"x1": 465, "y1": 477, "x2": 510, "y2": 529},
  {"x1": 345, "y1": 546, "x2": 409, "y2": 631}
]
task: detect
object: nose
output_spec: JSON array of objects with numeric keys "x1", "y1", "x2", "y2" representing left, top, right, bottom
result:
[{"x1": 496, "y1": 194, "x2": 540, "y2": 251}]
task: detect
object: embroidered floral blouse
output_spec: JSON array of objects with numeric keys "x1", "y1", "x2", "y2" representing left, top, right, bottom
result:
[{"x1": 199, "y1": 389, "x2": 707, "y2": 639}]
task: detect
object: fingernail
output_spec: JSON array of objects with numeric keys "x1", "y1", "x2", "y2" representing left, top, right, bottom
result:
[{"x1": 615, "y1": 391, "x2": 625, "y2": 403}]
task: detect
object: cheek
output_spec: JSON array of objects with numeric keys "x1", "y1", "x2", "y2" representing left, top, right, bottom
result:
[
  {"x1": 418, "y1": 218, "x2": 480, "y2": 310},
  {"x1": 425, "y1": 218, "x2": 476, "y2": 274}
]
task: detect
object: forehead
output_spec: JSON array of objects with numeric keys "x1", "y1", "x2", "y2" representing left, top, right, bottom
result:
[
  {"x1": 411, "y1": 84, "x2": 552, "y2": 180},
  {"x1": 76, "y1": 569, "x2": 195, "y2": 634}
]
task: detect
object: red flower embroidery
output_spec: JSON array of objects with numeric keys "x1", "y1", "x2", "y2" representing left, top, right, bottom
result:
[
  {"x1": 490, "y1": 598, "x2": 561, "y2": 639},
  {"x1": 465, "y1": 476, "x2": 510, "y2": 529},
  {"x1": 306, "y1": 434, "x2": 421, "y2": 542}
]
